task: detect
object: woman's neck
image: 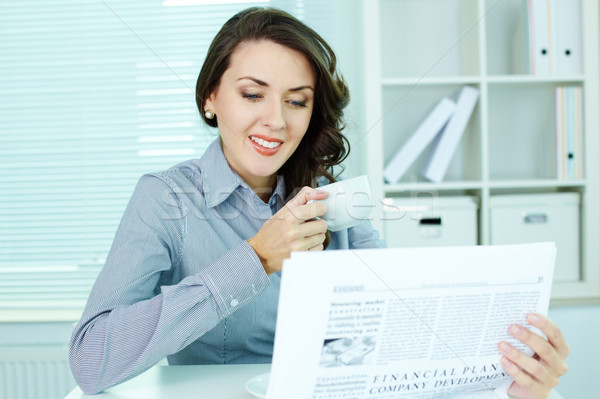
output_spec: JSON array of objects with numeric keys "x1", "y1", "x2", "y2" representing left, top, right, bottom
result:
[{"x1": 247, "y1": 175, "x2": 277, "y2": 203}]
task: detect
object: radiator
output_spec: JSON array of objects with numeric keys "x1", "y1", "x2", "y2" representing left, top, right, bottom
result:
[{"x1": 0, "y1": 345, "x2": 76, "y2": 399}]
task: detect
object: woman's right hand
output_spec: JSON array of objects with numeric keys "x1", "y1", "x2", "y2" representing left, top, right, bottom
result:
[{"x1": 247, "y1": 186, "x2": 329, "y2": 275}]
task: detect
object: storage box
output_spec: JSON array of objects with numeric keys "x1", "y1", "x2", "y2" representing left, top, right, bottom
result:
[
  {"x1": 383, "y1": 196, "x2": 479, "y2": 248},
  {"x1": 489, "y1": 193, "x2": 580, "y2": 282}
]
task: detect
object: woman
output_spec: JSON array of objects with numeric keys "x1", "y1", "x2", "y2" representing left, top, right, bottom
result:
[{"x1": 69, "y1": 7, "x2": 568, "y2": 398}]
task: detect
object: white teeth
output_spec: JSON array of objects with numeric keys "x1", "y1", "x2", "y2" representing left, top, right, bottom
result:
[{"x1": 250, "y1": 136, "x2": 282, "y2": 149}]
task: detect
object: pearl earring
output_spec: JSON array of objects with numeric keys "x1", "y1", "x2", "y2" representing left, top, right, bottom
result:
[{"x1": 204, "y1": 110, "x2": 215, "y2": 120}]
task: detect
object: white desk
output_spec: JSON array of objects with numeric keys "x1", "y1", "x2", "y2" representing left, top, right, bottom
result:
[
  {"x1": 65, "y1": 364, "x2": 271, "y2": 399},
  {"x1": 65, "y1": 364, "x2": 564, "y2": 399}
]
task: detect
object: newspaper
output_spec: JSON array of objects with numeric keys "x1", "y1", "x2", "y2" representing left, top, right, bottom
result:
[{"x1": 266, "y1": 243, "x2": 556, "y2": 399}]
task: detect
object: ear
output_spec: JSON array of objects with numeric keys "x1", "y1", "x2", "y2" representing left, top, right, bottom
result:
[{"x1": 203, "y1": 92, "x2": 215, "y2": 113}]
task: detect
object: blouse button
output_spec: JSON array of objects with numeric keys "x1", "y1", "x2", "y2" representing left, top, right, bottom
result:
[{"x1": 230, "y1": 298, "x2": 239, "y2": 307}]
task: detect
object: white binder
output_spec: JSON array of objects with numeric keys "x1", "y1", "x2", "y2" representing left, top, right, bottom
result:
[
  {"x1": 569, "y1": 86, "x2": 584, "y2": 179},
  {"x1": 421, "y1": 86, "x2": 479, "y2": 183},
  {"x1": 551, "y1": 0, "x2": 582, "y2": 75},
  {"x1": 512, "y1": 0, "x2": 553, "y2": 75},
  {"x1": 554, "y1": 86, "x2": 566, "y2": 179},
  {"x1": 527, "y1": 0, "x2": 553, "y2": 75},
  {"x1": 383, "y1": 98, "x2": 456, "y2": 184},
  {"x1": 555, "y1": 86, "x2": 584, "y2": 180}
]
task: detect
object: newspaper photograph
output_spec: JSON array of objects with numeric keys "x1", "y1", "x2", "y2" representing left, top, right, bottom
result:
[{"x1": 267, "y1": 243, "x2": 556, "y2": 399}]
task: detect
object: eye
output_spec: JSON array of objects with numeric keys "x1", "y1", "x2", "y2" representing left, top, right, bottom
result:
[
  {"x1": 288, "y1": 99, "x2": 307, "y2": 108},
  {"x1": 242, "y1": 92, "x2": 262, "y2": 101}
]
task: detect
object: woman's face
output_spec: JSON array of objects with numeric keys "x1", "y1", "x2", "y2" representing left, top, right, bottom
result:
[{"x1": 204, "y1": 40, "x2": 315, "y2": 192}]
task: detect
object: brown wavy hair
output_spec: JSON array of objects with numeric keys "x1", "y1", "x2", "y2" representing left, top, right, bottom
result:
[{"x1": 196, "y1": 7, "x2": 351, "y2": 246}]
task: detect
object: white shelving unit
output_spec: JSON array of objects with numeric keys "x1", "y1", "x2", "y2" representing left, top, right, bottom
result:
[{"x1": 362, "y1": 0, "x2": 600, "y2": 302}]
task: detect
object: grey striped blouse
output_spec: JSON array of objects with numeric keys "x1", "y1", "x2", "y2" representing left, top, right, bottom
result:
[{"x1": 69, "y1": 139, "x2": 385, "y2": 394}]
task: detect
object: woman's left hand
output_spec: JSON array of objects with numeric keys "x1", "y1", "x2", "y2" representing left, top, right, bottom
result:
[{"x1": 499, "y1": 313, "x2": 569, "y2": 399}]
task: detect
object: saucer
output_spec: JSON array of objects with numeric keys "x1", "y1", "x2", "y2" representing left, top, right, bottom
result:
[{"x1": 245, "y1": 372, "x2": 270, "y2": 398}]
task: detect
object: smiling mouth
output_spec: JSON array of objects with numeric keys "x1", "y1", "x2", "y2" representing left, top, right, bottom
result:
[{"x1": 250, "y1": 135, "x2": 282, "y2": 149}]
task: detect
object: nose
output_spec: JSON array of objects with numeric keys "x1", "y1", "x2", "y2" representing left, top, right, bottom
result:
[{"x1": 263, "y1": 100, "x2": 286, "y2": 131}]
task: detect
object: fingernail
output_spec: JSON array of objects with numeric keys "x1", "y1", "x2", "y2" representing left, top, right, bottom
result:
[
  {"x1": 501, "y1": 357, "x2": 512, "y2": 369},
  {"x1": 528, "y1": 314, "x2": 540, "y2": 324},
  {"x1": 500, "y1": 342, "x2": 512, "y2": 354},
  {"x1": 510, "y1": 324, "x2": 522, "y2": 337}
]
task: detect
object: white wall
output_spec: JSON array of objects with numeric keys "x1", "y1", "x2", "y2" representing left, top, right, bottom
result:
[
  {"x1": 326, "y1": 0, "x2": 367, "y2": 180},
  {"x1": 547, "y1": 304, "x2": 600, "y2": 399}
]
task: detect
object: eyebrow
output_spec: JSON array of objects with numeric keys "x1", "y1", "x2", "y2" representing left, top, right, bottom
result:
[{"x1": 237, "y1": 76, "x2": 314, "y2": 92}]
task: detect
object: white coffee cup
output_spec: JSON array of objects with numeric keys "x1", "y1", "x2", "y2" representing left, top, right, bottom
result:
[{"x1": 316, "y1": 175, "x2": 373, "y2": 232}]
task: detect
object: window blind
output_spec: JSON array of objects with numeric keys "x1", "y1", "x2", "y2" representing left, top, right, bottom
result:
[{"x1": 0, "y1": 0, "x2": 336, "y2": 310}]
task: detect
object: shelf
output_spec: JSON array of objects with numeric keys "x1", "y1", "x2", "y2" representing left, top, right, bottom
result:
[
  {"x1": 381, "y1": 84, "x2": 482, "y2": 183},
  {"x1": 382, "y1": 75, "x2": 585, "y2": 86},
  {"x1": 488, "y1": 84, "x2": 572, "y2": 180},
  {"x1": 381, "y1": 76, "x2": 481, "y2": 86},
  {"x1": 380, "y1": 0, "x2": 480, "y2": 79},
  {"x1": 382, "y1": 180, "x2": 585, "y2": 194},
  {"x1": 488, "y1": 179, "x2": 586, "y2": 189},
  {"x1": 384, "y1": 181, "x2": 483, "y2": 194},
  {"x1": 486, "y1": 75, "x2": 585, "y2": 84},
  {"x1": 364, "y1": 0, "x2": 600, "y2": 300}
]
